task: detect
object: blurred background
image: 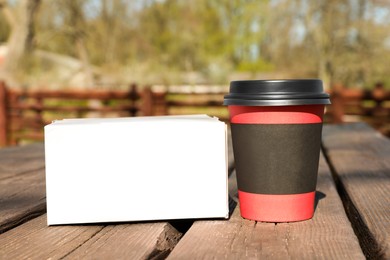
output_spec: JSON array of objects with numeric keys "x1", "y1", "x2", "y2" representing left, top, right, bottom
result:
[
  {"x1": 1, "y1": 0, "x2": 390, "y2": 88},
  {"x1": 0, "y1": 0, "x2": 389, "y2": 146}
]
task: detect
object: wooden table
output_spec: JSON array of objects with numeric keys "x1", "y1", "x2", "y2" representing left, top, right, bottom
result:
[{"x1": 0, "y1": 123, "x2": 389, "y2": 259}]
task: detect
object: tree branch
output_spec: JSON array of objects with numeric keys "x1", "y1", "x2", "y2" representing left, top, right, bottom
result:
[{"x1": 0, "y1": 0, "x2": 17, "y2": 29}]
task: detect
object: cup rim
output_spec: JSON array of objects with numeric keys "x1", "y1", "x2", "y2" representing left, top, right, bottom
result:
[{"x1": 223, "y1": 79, "x2": 331, "y2": 106}]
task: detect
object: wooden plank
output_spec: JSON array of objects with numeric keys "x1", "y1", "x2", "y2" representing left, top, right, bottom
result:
[
  {"x1": 322, "y1": 123, "x2": 390, "y2": 259},
  {"x1": 10, "y1": 132, "x2": 44, "y2": 142},
  {"x1": 0, "y1": 143, "x2": 45, "y2": 180},
  {"x1": 9, "y1": 103, "x2": 139, "y2": 113},
  {"x1": 63, "y1": 221, "x2": 181, "y2": 259},
  {"x1": 0, "y1": 215, "x2": 102, "y2": 259},
  {"x1": 167, "y1": 153, "x2": 365, "y2": 259},
  {"x1": 0, "y1": 214, "x2": 182, "y2": 259},
  {"x1": 8, "y1": 89, "x2": 138, "y2": 100},
  {"x1": 0, "y1": 144, "x2": 46, "y2": 233},
  {"x1": 167, "y1": 100, "x2": 223, "y2": 107}
]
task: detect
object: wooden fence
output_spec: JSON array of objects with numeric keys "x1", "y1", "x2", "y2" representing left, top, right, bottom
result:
[
  {"x1": 0, "y1": 81, "x2": 389, "y2": 146},
  {"x1": 0, "y1": 82, "x2": 228, "y2": 146},
  {"x1": 327, "y1": 83, "x2": 390, "y2": 134}
]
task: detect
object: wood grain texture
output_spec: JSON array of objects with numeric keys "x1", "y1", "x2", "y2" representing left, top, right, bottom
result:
[
  {"x1": 0, "y1": 143, "x2": 45, "y2": 180},
  {"x1": 0, "y1": 143, "x2": 46, "y2": 233},
  {"x1": 0, "y1": 214, "x2": 182, "y2": 260},
  {"x1": 0, "y1": 215, "x2": 103, "y2": 259},
  {"x1": 64, "y1": 222, "x2": 182, "y2": 259},
  {"x1": 167, "y1": 153, "x2": 365, "y2": 259},
  {"x1": 322, "y1": 123, "x2": 390, "y2": 259}
]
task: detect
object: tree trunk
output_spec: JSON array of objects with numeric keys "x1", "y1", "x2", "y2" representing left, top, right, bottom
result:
[
  {"x1": 318, "y1": 57, "x2": 332, "y2": 91},
  {"x1": 3, "y1": 0, "x2": 41, "y2": 74},
  {"x1": 67, "y1": 0, "x2": 94, "y2": 87}
]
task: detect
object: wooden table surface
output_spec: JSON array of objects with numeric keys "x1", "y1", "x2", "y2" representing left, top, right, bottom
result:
[{"x1": 0, "y1": 123, "x2": 389, "y2": 259}]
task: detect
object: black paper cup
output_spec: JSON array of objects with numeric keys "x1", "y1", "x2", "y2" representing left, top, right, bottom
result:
[{"x1": 224, "y1": 79, "x2": 330, "y2": 222}]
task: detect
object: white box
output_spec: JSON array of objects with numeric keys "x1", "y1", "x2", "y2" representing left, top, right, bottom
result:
[{"x1": 44, "y1": 115, "x2": 228, "y2": 225}]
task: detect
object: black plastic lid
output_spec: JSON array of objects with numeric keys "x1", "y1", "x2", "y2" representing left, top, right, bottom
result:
[{"x1": 223, "y1": 79, "x2": 331, "y2": 106}]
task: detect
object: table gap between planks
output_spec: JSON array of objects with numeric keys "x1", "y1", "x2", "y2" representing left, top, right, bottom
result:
[{"x1": 0, "y1": 123, "x2": 389, "y2": 259}]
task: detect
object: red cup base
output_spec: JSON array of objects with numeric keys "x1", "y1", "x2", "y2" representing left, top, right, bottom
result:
[{"x1": 238, "y1": 190, "x2": 315, "y2": 222}]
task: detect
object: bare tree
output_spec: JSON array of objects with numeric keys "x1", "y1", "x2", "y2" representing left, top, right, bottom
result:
[
  {"x1": 0, "y1": 0, "x2": 41, "y2": 82},
  {"x1": 60, "y1": 0, "x2": 94, "y2": 86}
]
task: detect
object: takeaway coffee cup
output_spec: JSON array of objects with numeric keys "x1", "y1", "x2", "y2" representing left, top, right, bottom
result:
[{"x1": 224, "y1": 79, "x2": 330, "y2": 222}]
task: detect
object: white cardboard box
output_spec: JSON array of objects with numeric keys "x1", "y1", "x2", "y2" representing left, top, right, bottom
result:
[{"x1": 44, "y1": 115, "x2": 228, "y2": 225}]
